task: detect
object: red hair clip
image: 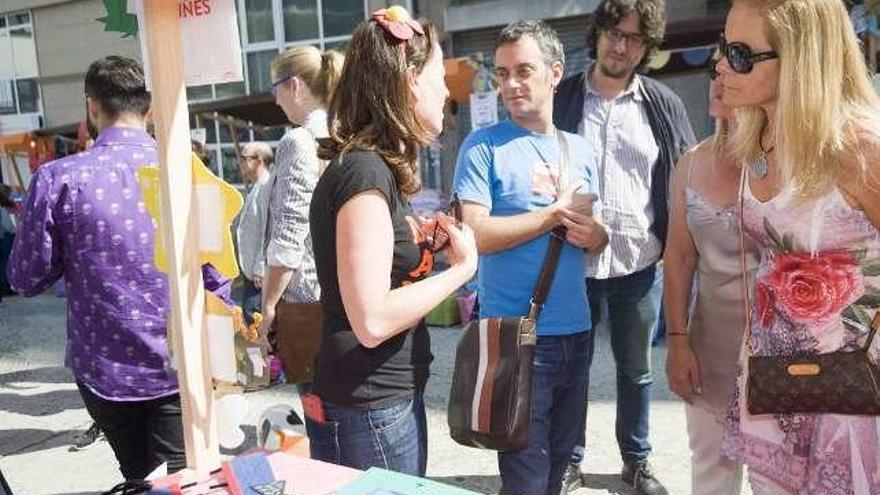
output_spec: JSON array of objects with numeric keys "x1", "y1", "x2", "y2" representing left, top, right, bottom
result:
[{"x1": 372, "y1": 6, "x2": 424, "y2": 41}]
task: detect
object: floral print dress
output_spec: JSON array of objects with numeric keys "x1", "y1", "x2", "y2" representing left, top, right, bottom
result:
[{"x1": 722, "y1": 179, "x2": 880, "y2": 495}]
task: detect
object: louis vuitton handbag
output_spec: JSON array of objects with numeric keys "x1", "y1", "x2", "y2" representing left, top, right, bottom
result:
[{"x1": 737, "y1": 168, "x2": 880, "y2": 415}]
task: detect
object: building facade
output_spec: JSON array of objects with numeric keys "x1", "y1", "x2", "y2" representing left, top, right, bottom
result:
[
  {"x1": 0, "y1": 0, "x2": 401, "y2": 184},
  {"x1": 3, "y1": 0, "x2": 732, "y2": 190}
]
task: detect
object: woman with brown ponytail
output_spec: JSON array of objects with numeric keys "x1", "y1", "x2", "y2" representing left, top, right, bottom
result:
[{"x1": 306, "y1": 7, "x2": 477, "y2": 476}]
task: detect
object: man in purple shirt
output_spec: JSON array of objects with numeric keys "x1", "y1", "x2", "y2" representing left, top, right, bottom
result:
[{"x1": 7, "y1": 56, "x2": 229, "y2": 482}]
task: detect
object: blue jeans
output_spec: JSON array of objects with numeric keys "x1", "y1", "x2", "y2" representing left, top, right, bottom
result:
[
  {"x1": 499, "y1": 331, "x2": 593, "y2": 495},
  {"x1": 651, "y1": 266, "x2": 666, "y2": 346},
  {"x1": 574, "y1": 264, "x2": 660, "y2": 466},
  {"x1": 305, "y1": 394, "x2": 428, "y2": 476},
  {"x1": 239, "y1": 276, "x2": 262, "y2": 326}
]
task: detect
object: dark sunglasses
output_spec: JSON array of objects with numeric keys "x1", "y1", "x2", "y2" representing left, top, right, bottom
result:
[
  {"x1": 718, "y1": 35, "x2": 778, "y2": 74},
  {"x1": 430, "y1": 194, "x2": 463, "y2": 253}
]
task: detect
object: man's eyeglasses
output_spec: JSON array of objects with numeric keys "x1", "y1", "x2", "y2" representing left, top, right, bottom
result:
[
  {"x1": 603, "y1": 28, "x2": 648, "y2": 48},
  {"x1": 240, "y1": 154, "x2": 260, "y2": 161},
  {"x1": 718, "y1": 34, "x2": 778, "y2": 74},
  {"x1": 269, "y1": 75, "x2": 293, "y2": 97}
]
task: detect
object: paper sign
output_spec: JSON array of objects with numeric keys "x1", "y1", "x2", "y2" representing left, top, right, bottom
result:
[
  {"x1": 247, "y1": 347, "x2": 265, "y2": 377},
  {"x1": 135, "y1": 0, "x2": 244, "y2": 87},
  {"x1": 195, "y1": 184, "x2": 222, "y2": 253},
  {"x1": 136, "y1": 152, "x2": 243, "y2": 279},
  {"x1": 206, "y1": 313, "x2": 237, "y2": 382},
  {"x1": 469, "y1": 90, "x2": 499, "y2": 130}
]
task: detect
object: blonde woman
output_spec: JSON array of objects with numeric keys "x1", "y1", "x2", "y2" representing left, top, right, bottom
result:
[
  {"x1": 664, "y1": 75, "x2": 757, "y2": 494},
  {"x1": 716, "y1": 0, "x2": 880, "y2": 493},
  {"x1": 259, "y1": 46, "x2": 343, "y2": 391}
]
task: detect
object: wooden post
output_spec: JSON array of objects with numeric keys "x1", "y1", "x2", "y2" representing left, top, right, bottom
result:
[{"x1": 141, "y1": 0, "x2": 219, "y2": 473}]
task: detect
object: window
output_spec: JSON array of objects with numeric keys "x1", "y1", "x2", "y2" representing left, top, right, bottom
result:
[
  {"x1": 321, "y1": 0, "x2": 361, "y2": 38},
  {"x1": 215, "y1": 81, "x2": 246, "y2": 99},
  {"x1": 282, "y1": 0, "x2": 319, "y2": 42},
  {"x1": 242, "y1": 0, "x2": 367, "y2": 66},
  {"x1": 246, "y1": 49, "x2": 278, "y2": 93},
  {"x1": 0, "y1": 81, "x2": 15, "y2": 115},
  {"x1": 245, "y1": 0, "x2": 275, "y2": 43},
  {"x1": 15, "y1": 79, "x2": 38, "y2": 113},
  {"x1": 188, "y1": 84, "x2": 214, "y2": 101},
  {"x1": 0, "y1": 11, "x2": 40, "y2": 116},
  {"x1": 221, "y1": 147, "x2": 243, "y2": 184}
]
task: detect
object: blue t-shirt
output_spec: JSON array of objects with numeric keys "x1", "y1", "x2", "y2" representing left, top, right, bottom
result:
[{"x1": 453, "y1": 120, "x2": 600, "y2": 336}]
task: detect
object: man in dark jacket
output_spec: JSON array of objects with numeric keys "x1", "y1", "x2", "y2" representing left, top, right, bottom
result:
[{"x1": 553, "y1": 1, "x2": 695, "y2": 494}]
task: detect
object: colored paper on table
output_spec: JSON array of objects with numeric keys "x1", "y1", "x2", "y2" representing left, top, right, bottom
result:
[
  {"x1": 335, "y1": 468, "x2": 480, "y2": 495},
  {"x1": 265, "y1": 451, "x2": 361, "y2": 494},
  {"x1": 223, "y1": 452, "x2": 276, "y2": 495}
]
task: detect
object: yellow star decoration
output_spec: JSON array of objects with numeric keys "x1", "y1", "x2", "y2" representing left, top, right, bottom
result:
[{"x1": 136, "y1": 152, "x2": 243, "y2": 280}]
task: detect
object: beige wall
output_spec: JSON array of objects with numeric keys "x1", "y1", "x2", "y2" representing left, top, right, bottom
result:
[{"x1": 32, "y1": 0, "x2": 141, "y2": 127}]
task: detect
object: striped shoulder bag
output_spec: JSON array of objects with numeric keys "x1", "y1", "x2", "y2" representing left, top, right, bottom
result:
[{"x1": 446, "y1": 132, "x2": 569, "y2": 451}]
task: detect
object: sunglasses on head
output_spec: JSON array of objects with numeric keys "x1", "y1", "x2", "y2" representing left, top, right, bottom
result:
[{"x1": 718, "y1": 34, "x2": 778, "y2": 74}]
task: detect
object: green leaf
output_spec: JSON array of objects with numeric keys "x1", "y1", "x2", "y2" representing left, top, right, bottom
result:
[
  {"x1": 855, "y1": 287, "x2": 880, "y2": 308},
  {"x1": 853, "y1": 249, "x2": 868, "y2": 262},
  {"x1": 782, "y1": 233, "x2": 796, "y2": 252},
  {"x1": 844, "y1": 304, "x2": 872, "y2": 330},
  {"x1": 763, "y1": 217, "x2": 786, "y2": 252},
  {"x1": 861, "y1": 260, "x2": 880, "y2": 277},
  {"x1": 853, "y1": 304, "x2": 873, "y2": 328}
]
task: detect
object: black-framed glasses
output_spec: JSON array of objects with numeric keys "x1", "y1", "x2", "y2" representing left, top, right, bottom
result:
[
  {"x1": 603, "y1": 27, "x2": 648, "y2": 48},
  {"x1": 718, "y1": 34, "x2": 778, "y2": 74},
  {"x1": 269, "y1": 75, "x2": 293, "y2": 97}
]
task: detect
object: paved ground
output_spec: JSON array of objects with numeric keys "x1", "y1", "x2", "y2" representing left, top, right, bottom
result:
[{"x1": 0, "y1": 293, "x2": 751, "y2": 495}]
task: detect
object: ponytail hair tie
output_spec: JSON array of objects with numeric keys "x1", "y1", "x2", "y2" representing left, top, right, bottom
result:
[{"x1": 371, "y1": 6, "x2": 424, "y2": 41}]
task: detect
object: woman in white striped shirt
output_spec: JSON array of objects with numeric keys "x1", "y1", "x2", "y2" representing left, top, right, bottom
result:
[{"x1": 259, "y1": 46, "x2": 343, "y2": 392}]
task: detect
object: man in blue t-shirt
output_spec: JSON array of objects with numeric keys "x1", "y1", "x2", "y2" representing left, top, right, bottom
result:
[{"x1": 453, "y1": 20, "x2": 608, "y2": 495}]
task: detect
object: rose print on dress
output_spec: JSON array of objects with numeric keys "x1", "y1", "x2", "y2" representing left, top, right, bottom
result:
[
  {"x1": 763, "y1": 250, "x2": 864, "y2": 325},
  {"x1": 760, "y1": 217, "x2": 879, "y2": 332}
]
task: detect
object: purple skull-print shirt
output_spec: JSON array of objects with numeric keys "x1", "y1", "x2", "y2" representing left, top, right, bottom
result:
[{"x1": 7, "y1": 126, "x2": 231, "y2": 401}]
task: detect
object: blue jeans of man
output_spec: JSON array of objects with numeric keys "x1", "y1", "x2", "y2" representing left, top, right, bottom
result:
[
  {"x1": 239, "y1": 276, "x2": 262, "y2": 326},
  {"x1": 571, "y1": 264, "x2": 659, "y2": 466},
  {"x1": 499, "y1": 331, "x2": 593, "y2": 495},
  {"x1": 306, "y1": 394, "x2": 428, "y2": 476}
]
